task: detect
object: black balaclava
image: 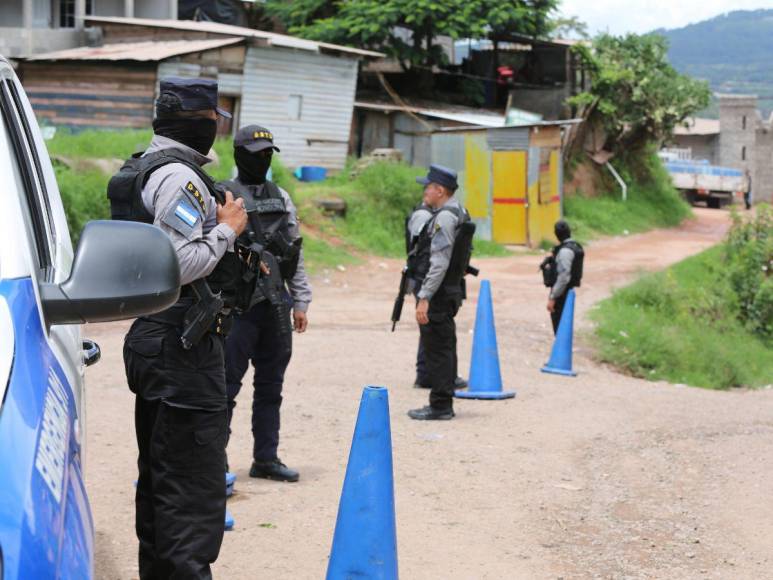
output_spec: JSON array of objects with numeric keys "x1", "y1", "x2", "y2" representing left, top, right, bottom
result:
[
  {"x1": 555, "y1": 219, "x2": 571, "y2": 242},
  {"x1": 152, "y1": 116, "x2": 217, "y2": 156},
  {"x1": 235, "y1": 146, "x2": 272, "y2": 185}
]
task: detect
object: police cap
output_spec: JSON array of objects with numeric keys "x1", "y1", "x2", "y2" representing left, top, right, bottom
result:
[
  {"x1": 416, "y1": 164, "x2": 458, "y2": 192},
  {"x1": 234, "y1": 125, "x2": 280, "y2": 153},
  {"x1": 157, "y1": 77, "x2": 231, "y2": 118}
]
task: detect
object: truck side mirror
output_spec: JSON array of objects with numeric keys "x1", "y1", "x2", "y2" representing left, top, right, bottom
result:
[{"x1": 41, "y1": 221, "x2": 180, "y2": 325}]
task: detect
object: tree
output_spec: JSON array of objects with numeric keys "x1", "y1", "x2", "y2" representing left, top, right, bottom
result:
[
  {"x1": 570, "y1": 34, "x2": 711, "y2": 154},
  {"x1": 549, "y1": 15, "x2": 589, "y2": 40},
  {"x1": 264, "y1": 0, "x2": 558, "y2": 72}
]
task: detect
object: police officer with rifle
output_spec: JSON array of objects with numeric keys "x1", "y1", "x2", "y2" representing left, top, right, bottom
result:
[
  {"x1": 394, "y1": 164, "x2": 475, "y2": 421},
  {"x1": 109, "y1": 78, "x2": 249, "y2": 578},
  {"x1": 219, "y1": 126, "x2": 311, "y2": 483},
  {"x1": 397, "y1": 202, "x2": 470, "y2": 391}
]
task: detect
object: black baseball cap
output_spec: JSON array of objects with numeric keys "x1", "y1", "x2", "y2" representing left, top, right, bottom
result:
[
  {"x1": 233, "y1": 124, "x2": 281, "y2": 153},
  {"x1": 157, "y1": 77, "x2": 231, "y2": 118},
  {"x1": 416, "y1": 164, "x2": 458, "y2": 192}
]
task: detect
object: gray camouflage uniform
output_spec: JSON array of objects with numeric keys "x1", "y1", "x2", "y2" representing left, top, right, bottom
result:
[{"x1": 141, "y1": 134, "x2": 236, "y2": 285}]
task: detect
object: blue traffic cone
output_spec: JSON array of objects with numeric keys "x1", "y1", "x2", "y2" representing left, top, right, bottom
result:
[
  {"x1": 326, "y1": 386, "x2": 398, "y2": 580},
  {"x1": 541, "y1": 289, "x2": 578, "y2": 377},
  {"x1": 455, "y1": 280, "x2": 515, "y2": 400}
]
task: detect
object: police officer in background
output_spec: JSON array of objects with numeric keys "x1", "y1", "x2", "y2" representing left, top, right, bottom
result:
[
  {"x1": 547, "y1": 219, "x2": 583, "y2": 334},
  {"x1": 117, "y1": 78, "x2": 248, "y2": 578},
  {"x1": 407, "y1": 165, "x2": 473, "y2": 421},
  {"x1": 221, "y1": 126, "x2": 312, "y2": 482},
  {"x1": 407, "y1": 202, "x2": 467, "y2": 392}
]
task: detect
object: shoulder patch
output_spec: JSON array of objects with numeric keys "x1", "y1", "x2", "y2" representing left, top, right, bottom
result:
[
  {"x1": 175, "y1": 200, "x2": 199, "y2": 227},
  {"x1": 183, "y1": 180, "x2": 207, "y2": 214},
  {"x1": 161, "y1": 192, "x2": 201, "y2": 238}
]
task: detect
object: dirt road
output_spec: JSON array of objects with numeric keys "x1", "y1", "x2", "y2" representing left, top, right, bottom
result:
[{"x1": 86, "y1": 208, "x2": 773, "y2": 579}]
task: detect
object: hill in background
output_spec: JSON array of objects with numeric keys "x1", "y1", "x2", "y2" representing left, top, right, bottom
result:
[{"x1": 657, "y1": 9, "x2": 773, "y2": 117}]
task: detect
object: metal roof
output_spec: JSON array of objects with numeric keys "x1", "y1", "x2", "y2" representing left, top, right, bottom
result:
[
  {"x1": 355, "y1": 101, "x2": 506, "y2": 128},
  {"x1": 84, "y1": 16, "x2": 385, "y2": 59},
  {"x1": 25, "y1": 38, "x2": 243, "y2": 62},
  {"x1": 674, "y1": 117, "x2": 720, "y2": 136},
  {"x1": 436, "y1": 118, "x2": 582, "y2": 132}
]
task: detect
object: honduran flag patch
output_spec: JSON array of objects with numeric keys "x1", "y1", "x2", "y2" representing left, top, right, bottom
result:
[{"x1": 175, "y1": 201, "x2": 199, "y2": 227}]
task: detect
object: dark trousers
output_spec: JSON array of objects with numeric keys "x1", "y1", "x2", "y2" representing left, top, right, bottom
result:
[
  {"x1": 551, "y1": 292, "x2": 568, "y2": 335},
  {"x1": 744, "y1": 190, "x2": 752, "y2": 210},
  {"x1": 134, "y1": 399, "x2": 227, "y2": 580},
  {"x1": 125, "y1": 317, "x2": 228, "y2": 580},
  {"x1": 419, "y1": 295, "x2": 459, "y2": 410},
  {"x1": 225, "y1": 300, "x2": 293, "y2": 462},
  {"x1": 415, "y1": 338, "x2": 458, "y2": 386}
]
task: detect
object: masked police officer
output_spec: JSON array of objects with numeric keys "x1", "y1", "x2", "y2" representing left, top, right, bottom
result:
[
  {"x1": 115, "y1": 78, "x2": 248, "y2": 579},
  {"x1": 407, "y1": 165, "x2": 473, "y2": 421},
  {"x1": 220, "y1": 126, "x2": 312, "y2": 482},
  {"x1": 547, "y1": 220, "x2": 584, "y2": 334}
]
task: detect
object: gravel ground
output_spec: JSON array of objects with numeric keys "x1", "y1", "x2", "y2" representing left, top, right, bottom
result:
[{"x1": 85, "y1": 208, "x2": 773, "y2": 579}]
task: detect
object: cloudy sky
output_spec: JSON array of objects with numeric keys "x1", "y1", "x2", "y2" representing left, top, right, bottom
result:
[{"x1": 559, "y1": 0, "x2": 773, "y2": 35}]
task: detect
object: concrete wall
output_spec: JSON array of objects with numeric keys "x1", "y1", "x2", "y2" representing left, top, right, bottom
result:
[
  {"x1": 95, "y1": 0, "x2": 127, "y2": 17},
  {"x1": 135, "y1": 0, "x2": 176, "y2": 19},
  {"x1": 753, "y1": 126, "x2": 773, "y2": 204},
  {"x1": 718, "y1": 95, "x2": 757, "y2": 173},
  {"x1": 0, "y1": 27, "x2": 82, "y2": 58},
  {"x1": 672, "y1": 134, "x2": 719, "y2": 164},
  {"x1": 0, "y1": 2, "x2": 24, "y2": 27},
  {"x1": 718, "y1": 94, "x2": 773, "y2": 204}
]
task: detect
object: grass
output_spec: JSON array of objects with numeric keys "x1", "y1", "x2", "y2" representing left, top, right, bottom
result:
[
  {"x1": 591, "y1": 245, "x2": 773, "y2": 389},
  {"x1": 565, "y1": 149, "x2": 692, "y2": 244},
  {"x1": 301, "y1": 236, "x2": 360, "y2": 273}
]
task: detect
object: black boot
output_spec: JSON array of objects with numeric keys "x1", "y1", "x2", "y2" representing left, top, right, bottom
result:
[
  {"x1": 249, "y1": 458, "x2": 300, "y2": 482},
  {"x1": 454, "y1": 376, "x2": 468, "y2": 389},
  {"x1": 407, "y1": 405, "x2": 455, "y2": 421}
]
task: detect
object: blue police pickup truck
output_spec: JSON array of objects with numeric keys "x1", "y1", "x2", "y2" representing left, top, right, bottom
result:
[{"x1": 0, "y1": 56, "x2": 181, "y2": 578}]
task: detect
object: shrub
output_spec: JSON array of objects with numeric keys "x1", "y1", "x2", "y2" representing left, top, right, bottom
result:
[{"x1": 725, "y1": 205, "x2": 773, "y2": 340}]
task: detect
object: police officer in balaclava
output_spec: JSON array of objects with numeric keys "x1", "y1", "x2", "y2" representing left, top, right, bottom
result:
[{"x1": 219, "y1": 126, "x2": 312, "y2": 483}]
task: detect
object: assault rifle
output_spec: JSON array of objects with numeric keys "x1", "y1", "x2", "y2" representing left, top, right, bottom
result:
[
  {"x1": 390, "y1": 267, "x2": 409, "y2": 332},
  {"x1": 257, "y1": 251, "x2": 293, "y2": 354}
]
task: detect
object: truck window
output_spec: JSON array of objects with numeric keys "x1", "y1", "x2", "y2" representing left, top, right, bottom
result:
[{"x1": 0, "y1": 79, "x2": 53, "y2": 276}]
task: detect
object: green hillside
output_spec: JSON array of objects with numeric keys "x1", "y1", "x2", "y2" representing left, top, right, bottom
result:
[{"x1": 657, "y1": 9, "x2": 773, "y2": 115}]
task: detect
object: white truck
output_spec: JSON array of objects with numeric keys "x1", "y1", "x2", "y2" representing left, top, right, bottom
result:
[{"x1": 659, "y1": 149, "x2": 748, "y2": 209}]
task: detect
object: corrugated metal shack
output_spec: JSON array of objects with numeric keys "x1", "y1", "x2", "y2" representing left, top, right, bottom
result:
[
  {"x1": 431, "y1": 122, "x2": 576, "y2": 247},
  {"x1": 21, "y1": 38, "x2": 245, "y2": 130},
  {"x1": 19, "y1": 16, "x2": 383, "y2": 170},
  {"x1": 352, "y1": 101, "x2": 506, "y2": 167}
]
